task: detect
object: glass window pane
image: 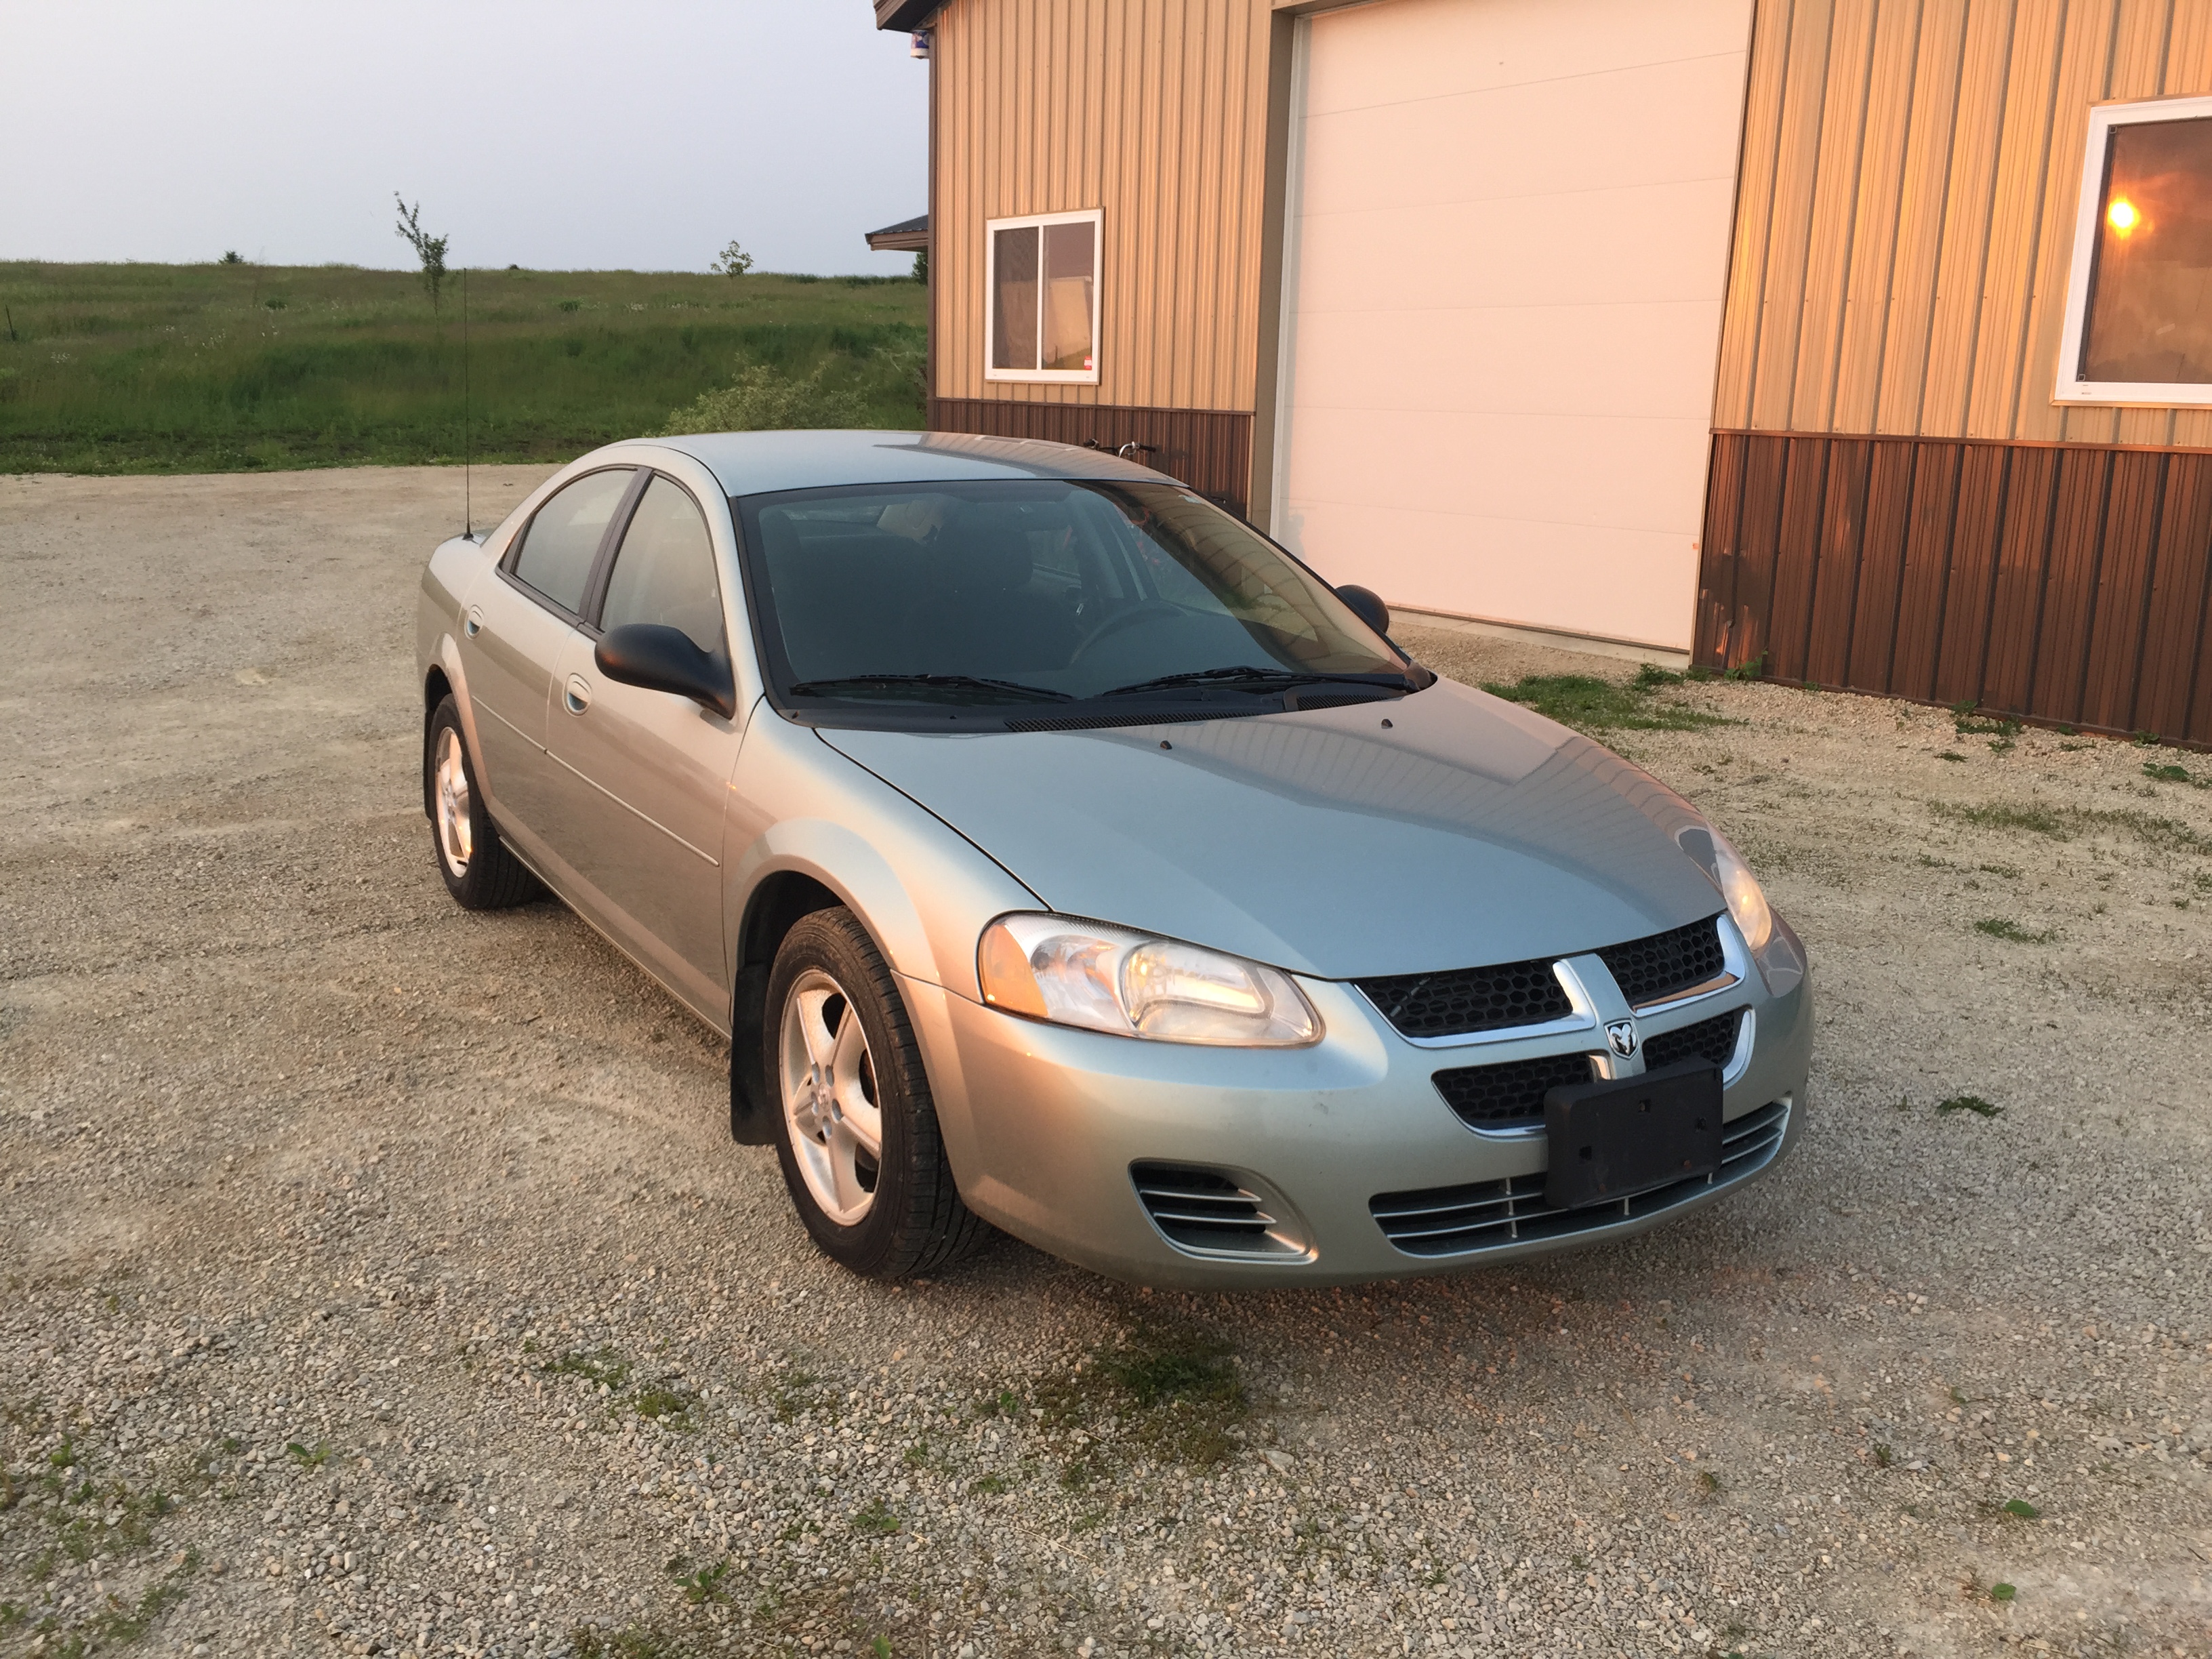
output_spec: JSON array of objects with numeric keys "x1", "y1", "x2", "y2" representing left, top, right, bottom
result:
[
  {"x1": 600, "y1": 476, "x2": 724, "y2": 656},
  {"x1": 2083, "y1": 116, "x2": 2212, "y2": 384},
  {"x1": 1042, "y1": 220, "x2": 1096, "y2": 372},
  {"x1": 512, "y1": 468, "x2": 632, "y2": 613},
  {"x1": 739, "y1": 481, "x2": 1399, "y2": 703},
  {"x1": 991, "y1": 226, "x2": 1040, "y2": 371}
]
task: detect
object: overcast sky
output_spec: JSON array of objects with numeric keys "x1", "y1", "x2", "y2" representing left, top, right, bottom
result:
[{"x1": 0, "y1": 1, "x2": 928, "y2": 275}]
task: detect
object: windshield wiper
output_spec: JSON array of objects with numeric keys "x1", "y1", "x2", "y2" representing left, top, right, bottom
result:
[
  {"x1": 786, "y1": 673, "x2": 1073, "y2": 703},
  {"x1": 1099, "y1": 665, "x2": 1415, "y2": 698}
]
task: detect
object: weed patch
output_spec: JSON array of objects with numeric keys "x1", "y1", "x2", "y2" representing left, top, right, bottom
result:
[
  {"x1": 1936, "y1": 1095, "x2": 2003, "y2": 1118},
  {"x1": 1479, "y1": 664, "x2": 1731, "y2": 736},
  {"x1": 1934, "y1": 798, "x2": 2208, "y2": 851},
  {"x1": 851, "y1": 1498, "x2": 901, "y2": 1536},
  {"x1": 633, "y1": 1383, "x2": 699, "y2": 1428},
  {"x1": 1036, "y1": 1327, "x2": 1250, "y2": 1471},
  {"x1": 1973, "y1": 918, "x2": 2055, "y2": 943},
  {"x1": 546, "y1": 1346, "x2": 632, "y2": 1393},
  {"x1": 665, "y1": 1555, "x2": 731, "y2": 1605}
]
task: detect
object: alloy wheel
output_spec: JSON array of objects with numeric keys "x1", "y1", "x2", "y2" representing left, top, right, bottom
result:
[
  {"x1": 434, "y1": 726, "x2": 474, "y2": 878},
  {"x1": 779, "y1": 968, "x2": 882, "y2": 1225}
]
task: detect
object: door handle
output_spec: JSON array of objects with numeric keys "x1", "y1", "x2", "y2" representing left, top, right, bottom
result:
[
  {"x1": 464, "y1": 605, "x2": 483, "y2": 638},
  {"x1": 564, "y1": 673, "x2": 592, "y2": 715}
]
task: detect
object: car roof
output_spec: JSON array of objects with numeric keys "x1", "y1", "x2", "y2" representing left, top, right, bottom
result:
[{"x1": 637, "y1": 429, "x2": 1176, "y2": 497}]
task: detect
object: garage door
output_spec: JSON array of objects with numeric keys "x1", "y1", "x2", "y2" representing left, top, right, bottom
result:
[{"x1": 1270, "y1": 0, "x2": 1753, "y2": 651}]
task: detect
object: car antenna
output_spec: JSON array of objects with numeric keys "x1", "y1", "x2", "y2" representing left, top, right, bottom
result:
[{"x1": 462, "y1": 267, "x2": 473, "y2": 539}]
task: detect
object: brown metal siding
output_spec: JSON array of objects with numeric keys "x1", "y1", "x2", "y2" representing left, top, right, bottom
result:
[
  {"x1": 929, "y1": 0, "x2": 1273, "y2": 415},
  {"x1": 928, "y1": 397, "x2": 1254, "y2": 515},
  {"x1": 1717, "y1": 0, "x2": 2212, "y2": 450},
  {"x1": 1697, "y1": 431, "x2": 2212, "y2": 745}
]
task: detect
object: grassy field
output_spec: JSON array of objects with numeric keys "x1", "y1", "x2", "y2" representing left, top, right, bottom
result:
[{"x1": 0, "y1": 262, "x2": 927, "y2": 474}]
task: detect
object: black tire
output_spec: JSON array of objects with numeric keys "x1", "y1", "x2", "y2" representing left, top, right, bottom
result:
[
  {"x1": 425, "y1": 695, "x2": 540, "y2": 912},
  {"x1": 766, "y1": 907, "x2": 990, "y2": 1279}
]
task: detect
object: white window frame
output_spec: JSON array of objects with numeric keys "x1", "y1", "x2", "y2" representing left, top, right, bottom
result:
[
  {"x1": 2053, "y1": 92, "x2": 2212, "y2": 408},
  {"x1": 984, "y1": 207, "x2": 1103, "y2": 385}
]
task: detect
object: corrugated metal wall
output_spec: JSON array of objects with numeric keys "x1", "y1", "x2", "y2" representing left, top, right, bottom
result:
[
  {"x1": 1715, "y1": 0, "x2": 2212, "y2": 449},
  {"x1": 930, "y1": 0, "x2": 1275, "y2": 413},
  {"x1": 928, "y1": 397, "x2": 1256, "y2": 512},
  {"x1": 1698, "y1": 431, "x2": 2212, "y2": 741}
]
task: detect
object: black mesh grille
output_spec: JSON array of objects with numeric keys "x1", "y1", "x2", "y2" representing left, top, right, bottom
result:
[
  {"x1": 1641, "y1": 1009, "x2": 1742, "y2": 1073},
  {"x1": 1371, "y1": 1100, "x2": 1791, "y2": 1256},
  {"x1": 1596, "y1": 916, "x2": 1727, "y2": 1006},
  {"x1": 1357, "y1": 957, "x2": 1572, "y2": 1039},
  {"x1": 1431, "y1": 1050, "x2": 1599, "y2": 1129}
]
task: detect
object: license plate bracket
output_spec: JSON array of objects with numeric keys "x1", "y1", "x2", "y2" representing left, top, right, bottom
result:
[{"x1": 1542, "y1": 1060, "x2": 1723, "y2": 1210}]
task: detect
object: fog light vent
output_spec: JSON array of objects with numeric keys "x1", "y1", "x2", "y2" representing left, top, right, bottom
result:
[{"x1": 1130, "y1": 1162, "x2": 1309, "y2": 1260}]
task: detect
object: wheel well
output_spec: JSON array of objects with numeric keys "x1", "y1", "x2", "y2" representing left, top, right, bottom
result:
[{"x1": 727, "y1": 873, "x2": 845, "y2": 1143}]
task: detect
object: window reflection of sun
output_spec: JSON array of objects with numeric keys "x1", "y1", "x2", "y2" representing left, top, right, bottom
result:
[{"x1": 2107, "y1": 197, "x2": 2139, "y2": 234}]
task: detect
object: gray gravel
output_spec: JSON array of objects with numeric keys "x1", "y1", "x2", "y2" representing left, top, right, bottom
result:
[{"x1": 1, "y1": 466, "x2": 2207, "y2": 1659}]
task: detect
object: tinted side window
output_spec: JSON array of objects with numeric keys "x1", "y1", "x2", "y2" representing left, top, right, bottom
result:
[
  {"x1": 601, "y1": 476, "x2": 724, "y2": 656},
  {"x1": 511, "y1": 469, "x2": 634, "y2": 613}
]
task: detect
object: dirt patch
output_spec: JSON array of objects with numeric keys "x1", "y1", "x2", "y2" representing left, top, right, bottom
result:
[{"x1": 0, "y1": 470, "x2": 2207, "y2": 1658}]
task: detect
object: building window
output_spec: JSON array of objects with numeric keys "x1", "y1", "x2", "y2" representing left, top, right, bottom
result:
[
  {"x1": 987, "y1": 210, "x2": 1101, "y2": 384},
  {"x1": 2056, "y1": 94, "x2": 2212, "y2": 406}
]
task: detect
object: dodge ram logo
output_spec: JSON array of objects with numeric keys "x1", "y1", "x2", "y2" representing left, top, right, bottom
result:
[{"x1": 1605, "y1": 1019, "x2": 1638, "y2": 1057}]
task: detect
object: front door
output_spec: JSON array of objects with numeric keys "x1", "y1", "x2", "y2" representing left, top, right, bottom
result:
[
  {"x1": 455, "y1": 466, "x2": 638, "y2": 855},
  {"x1": 541, "y1": 474, "x2": 742, "y2": 1022}
]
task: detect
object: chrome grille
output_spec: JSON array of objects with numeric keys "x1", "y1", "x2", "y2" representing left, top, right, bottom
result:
[
  {"x1": 1640, "y1": 1008, "x2": 1742, "y2": 1073},
  {"x1": 1355, "y1": 956, "x2": 1573, "y2": 1039},
  {"x1": 1431, "y1": 1050, "x2": 1599, "y2": 1129},
  {"x1": 1370, "y1": 1100, "x2": 1790, "y2": 1257},
  {"x1": 1130, "y1": 1163, "x2": 1306, "y2": 1258},
  {"x1": 1595, "y1": 916, "x2": 1727, "y2": 1006}
]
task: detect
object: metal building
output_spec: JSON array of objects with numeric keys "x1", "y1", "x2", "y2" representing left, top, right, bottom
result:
[{"x1": 875, "y1": 0, "x2": 2212, "y2": 743}]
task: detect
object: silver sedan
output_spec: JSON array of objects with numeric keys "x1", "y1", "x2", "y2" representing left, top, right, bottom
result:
[{"x1": 416, "y1": 431, "x2": 1810, "y2": 1286}]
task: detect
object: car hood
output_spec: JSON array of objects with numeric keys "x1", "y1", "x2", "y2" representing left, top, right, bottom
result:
[{"x1": 818, "y1": 678, "x2": 1724, "y2": 979}]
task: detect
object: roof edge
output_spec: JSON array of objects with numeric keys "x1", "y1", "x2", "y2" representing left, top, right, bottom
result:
[{"x1": 874, "y1": 0, "x2": 938, "y2": 30}]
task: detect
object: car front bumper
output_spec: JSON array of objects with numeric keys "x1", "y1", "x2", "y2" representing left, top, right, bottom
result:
[{"x1": 905, "y1": 924, "x2": 1812, "y2": 1289}]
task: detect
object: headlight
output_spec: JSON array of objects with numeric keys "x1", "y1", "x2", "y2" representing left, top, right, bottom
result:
[
  {"x1": 977, "y1": 914, "x2": 1321, "y2": 1047},
  {"x1": 1689, "y1": 827, "x2": 1778, "y2": 956}
]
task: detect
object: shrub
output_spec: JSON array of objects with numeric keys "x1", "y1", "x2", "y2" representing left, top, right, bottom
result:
[{"x1": 662, "y1": 361, "x2": 870, "y2": 434}]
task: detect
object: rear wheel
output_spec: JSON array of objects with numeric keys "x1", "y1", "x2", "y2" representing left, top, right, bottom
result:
[
  {"x1": 426, "y1": 695, "x2": 539, "y2": 911},
  {"x1": 767, "y1": 907, "x2": 988, "y2": 1278}
]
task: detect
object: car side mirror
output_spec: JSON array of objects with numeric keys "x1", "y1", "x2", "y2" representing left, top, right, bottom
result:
[
  {"x1": 1335, "y1": 583, "x2": 1391, "y2": 638},
  {"x1": 595, "y1": 623, "x2": 737, "y2": 719}
]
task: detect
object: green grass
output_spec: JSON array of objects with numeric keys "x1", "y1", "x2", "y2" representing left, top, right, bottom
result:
[
  {"x1": 1481, "y1": 664, "x2": 1732, "y2": 736},
  {"x1": 1973, "y1": 917, "x2": 2055, "y2": 943},
  {"x1": 1931, "y1": 799, "x2": 2209, "y2": 851},
  {"x1": 0, "y1": 260, "x2": 926, "y2": 474}
]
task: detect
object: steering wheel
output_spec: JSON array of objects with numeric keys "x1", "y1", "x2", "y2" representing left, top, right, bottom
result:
[{"x1": 1068, "y1": 600, "x2": 1186, "y2": 665}]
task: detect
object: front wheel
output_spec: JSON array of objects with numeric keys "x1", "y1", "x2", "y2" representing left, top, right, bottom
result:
[
  {"x1": 426, "y1": 695, "x2": 540, "y2": 911},
  {"x1": 766, "y1": 907, "x2": 989, "y2": 1278}
]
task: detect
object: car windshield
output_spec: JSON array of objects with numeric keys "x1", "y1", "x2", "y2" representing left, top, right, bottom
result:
[{"x1": 735, "y1": 480, "x2": 1411, "y2": 716}]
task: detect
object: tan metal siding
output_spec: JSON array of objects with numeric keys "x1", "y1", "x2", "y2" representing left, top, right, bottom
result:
[
  {"x1": 931, "y1": 0, "x2": 1273, "y2": 413},
  {"x1": 1716, "y1": 0, "x2": 2212, "y2": 445}
]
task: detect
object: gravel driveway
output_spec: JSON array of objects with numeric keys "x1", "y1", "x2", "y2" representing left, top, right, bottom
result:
[{"x1": 2, "y1": 466, "x2": 2207, "y2": 1659}]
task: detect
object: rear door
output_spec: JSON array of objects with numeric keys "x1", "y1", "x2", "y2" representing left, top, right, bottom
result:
[
  {"x1": 542, "y1": 473, "x2": 742, "y2": 1021},
  {"x1": 457, "y1": 466, "x2": 638, "y2": 853}
]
